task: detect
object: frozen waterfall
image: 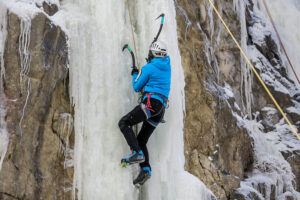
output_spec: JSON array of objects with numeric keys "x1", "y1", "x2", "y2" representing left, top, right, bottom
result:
[
  {"x1": 1, "y1": 0, "x2": 299, "y2": 199},
  {"x1": 58, "y1": 0, "x2": 214, "y2": 199}
]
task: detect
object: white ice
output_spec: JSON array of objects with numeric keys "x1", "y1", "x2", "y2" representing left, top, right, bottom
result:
[
  {"x1": 0, "y1": 1, "x2": 9, "y2": 173},
  {"x1": 58, "y1": 0, "x2": 214, "y2": 199}
]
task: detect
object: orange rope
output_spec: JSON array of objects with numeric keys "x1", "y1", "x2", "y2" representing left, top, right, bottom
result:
[
  {"x1": 208, "y1": 0, "x2": 300, "y2": 140},
  {"x1": 126, "y1": 0, "x2": 140, "y2": 69}
]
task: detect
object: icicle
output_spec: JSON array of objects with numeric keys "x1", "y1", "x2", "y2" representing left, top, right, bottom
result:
[
  {"x1": 18, "y1": 19, "x2": 31, "y2": 92},
  {"x1": 196, "y1": 22, "x2": 220, "y2": 79},
  {"x1": 0, "y1": 3, "x2": 9, "y2": 173},
  {"x1": 235, "y1": 0, "x2": 254, "y2": 117},
  {"x1": 19, "y1": 78, "x2": 31, "y2": 137},
  {"x1": 17, "y1": 14, "x2": 32, "y2": 137},
  {"x1": 0, "y1": 4, "x2": 7, "y2": 89},
  {"x1": 207, "y1": 0, "x2": 215, "y2": 40},
  {"x1": 173, "y1": 0, "x2": 192, "y2": 41}
]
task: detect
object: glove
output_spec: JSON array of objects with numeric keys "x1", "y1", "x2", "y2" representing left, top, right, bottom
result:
[{"x1": 131, "y1": 66, "x2": 139, "y2": 75}]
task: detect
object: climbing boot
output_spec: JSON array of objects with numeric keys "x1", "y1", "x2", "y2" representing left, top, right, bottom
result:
[
  {"x1": 121, "y1": 150, "x2": 145, "y2": 167},
  {"x1": 133, "y1": 167, "x2": 151, "y2": 187}
]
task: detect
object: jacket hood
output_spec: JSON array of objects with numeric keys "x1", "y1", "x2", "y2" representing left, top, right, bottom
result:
[{"x1": 150, "y1": 56, "x2": 170, "y2": 71}]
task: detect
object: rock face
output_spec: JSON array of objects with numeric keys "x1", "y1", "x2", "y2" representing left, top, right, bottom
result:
[
  {"x1": 0, "y1": 5, "x2": 73, "y2": 200},
  {"x1": 175, "y1": 0, "x2": 300, "y2": 199},
  {"x1": 175, "y1": 0, "x2": 253, "y2": 199}
]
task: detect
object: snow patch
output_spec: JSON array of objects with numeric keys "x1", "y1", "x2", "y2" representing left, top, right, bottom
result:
[
  {"x1": 1, "y1": 0, "x2": 41, "y2": 21},
  {"x1": 287, "y1": 100, "x2": 300, "y2": 115},
  {"x1": 223, "y1": 83, "x2": 234, "y2": 98}
]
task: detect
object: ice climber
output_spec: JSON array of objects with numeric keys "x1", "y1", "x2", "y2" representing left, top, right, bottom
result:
[{"x1": 118, "y1": 40, "x2": 171, "y2": 186}]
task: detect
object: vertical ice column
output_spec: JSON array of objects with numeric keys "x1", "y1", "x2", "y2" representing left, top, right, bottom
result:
[
  {"x1": 233, "y1": 0, "x2": 254, "y2": 117},
  {"x1": 18, "y1": 18, "x2": 32, "y2": 137},
  {"x1": 0, "y1": 3, "x2": 7, "y2": 88},
  {"x1": 61, "y1": 0, "x2": 138, "y2": 199},
  {"x1": 0, "y1": 3, "x2": 9, "y2": 172},
  {"x1": 60, "y1": 0, "x2": 215, "y2": 199},
  {"x1": 18, "y1": 19, "x2": 31, "y2": 86}
]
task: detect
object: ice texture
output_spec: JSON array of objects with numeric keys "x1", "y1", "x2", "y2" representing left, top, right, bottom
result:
[{"x1": 58, "y1": 0, "x2": 215, "y2": 199}]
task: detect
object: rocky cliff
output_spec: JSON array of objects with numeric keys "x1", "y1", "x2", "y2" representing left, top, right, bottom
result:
[
  {"x1": 0, "y1": 2, "x2": 74, "y2": 199},
  {"x1": 175, "y1": 0, "x2": 300, "y2": 199},
  {"x1": 175, "y1": 0, "x2": 253, "y2": 198}
]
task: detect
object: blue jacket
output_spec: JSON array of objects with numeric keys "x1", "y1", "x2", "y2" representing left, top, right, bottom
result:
[{"x1": 132, "y1": 56, "x2": 171, "y2": 104}]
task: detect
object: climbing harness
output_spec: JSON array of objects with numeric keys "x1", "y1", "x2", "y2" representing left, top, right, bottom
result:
[
  {"x1": 208, "y1": 0, "x2": 300, "y2": 140},
  {"x1": 261, "y1": 0, "x2": 300, "y2": 85},
  {"x1": 143, "y1": 93, "x2": 156, "y2": 112},
  {"x1": 140, "y1": 92, "x2": 169, "y2": 109},
  {"x1": 140, "y1": 92, "x2": 168, "y2": 123}
]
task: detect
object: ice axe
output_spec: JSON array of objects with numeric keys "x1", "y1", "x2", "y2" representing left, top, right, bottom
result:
[
  {"x1": 152, "y1": 13, "x2": 165, "y2": 44},
  {"x1": 146, "y1": 13, "x2": 165, "y2": 62},
  {"x1": 122, "y1": 44, "x2": 136, "y2": 69}
]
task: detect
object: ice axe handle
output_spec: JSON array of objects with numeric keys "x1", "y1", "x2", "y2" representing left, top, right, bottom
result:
[{"x1": 152, "y1": 13, "x2": 165, "y2": 44}]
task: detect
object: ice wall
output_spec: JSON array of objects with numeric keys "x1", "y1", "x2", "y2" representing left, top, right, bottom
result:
[
  {"x1": 58, "y1": 0, "x2": 214, "y2": 199},
  {"x1": 132, "y1": 1, "x2": 214, "y2": 199}
]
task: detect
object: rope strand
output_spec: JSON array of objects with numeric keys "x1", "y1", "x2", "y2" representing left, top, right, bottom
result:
[
  {"x1": 126, "y1": 0, "x2": 140, "y2": 136},
  {"x1": 126, "y1": 0, "x2": 140, "y2": 69},
  {"x1": 208, "y1": 0, "x2": 300, "y2": 140}
]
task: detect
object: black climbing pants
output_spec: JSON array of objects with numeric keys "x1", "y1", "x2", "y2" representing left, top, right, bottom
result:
[{"x1": 118, "y1": 98, "x2": 165, "y2": 169}]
